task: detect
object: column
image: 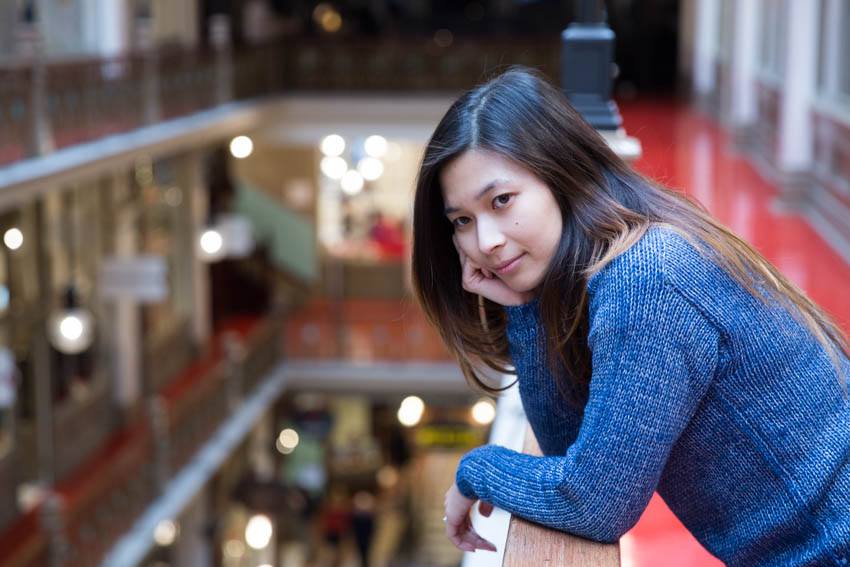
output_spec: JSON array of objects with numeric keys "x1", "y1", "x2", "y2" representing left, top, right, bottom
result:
[
  {"x1": 187, "y1": 151, "x2": 212, "y2": 347},
  {"x1": 136, "y1": 11, "x2": 161, "y2": 125},
  {"x1": 692, "y1": 0, "x2": 719, "y2": 97},
  {"x1": 777, "y1": 0, "x2": 818, "y2": 201},
  {"x1": 729, "y1": 0, "x2": 758, "y2": 136},
  {"x1": 15, "y1": 7, "x2": 54, "y2": 158},
  {"x1": 209, "y1": 14, "x2": 233, "y2": 105},
  {"x1": 91, "y1": 0, "x2": 131, "y2": 57},
  {"x1": 112, "y1": 171, "x2": 142, "y2": 412}
]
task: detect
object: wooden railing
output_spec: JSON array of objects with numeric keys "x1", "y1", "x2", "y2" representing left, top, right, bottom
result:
[{"x1": 502, "y1": 424, "x2": 621, "y2": 567}]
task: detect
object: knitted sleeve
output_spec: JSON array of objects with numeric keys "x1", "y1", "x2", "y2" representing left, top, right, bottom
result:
[
  {"x1": 454, "y1": 244, "x2": 720, "y2": 542},
  {"x1": 504, "y1": 301, "x2": 586, "y2": 456}
]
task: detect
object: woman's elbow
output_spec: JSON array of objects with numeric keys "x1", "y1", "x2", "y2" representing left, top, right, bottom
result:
[{"x1": 551, "y1": 499, "x2": 642, "y2": 543}]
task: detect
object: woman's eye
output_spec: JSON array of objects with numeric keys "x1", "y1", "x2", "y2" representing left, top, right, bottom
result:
[
  {"x1": 493, "y1": 193, "x2": 513, "y2": 208},
  {"x1": 452, "y1": 216, "x2": 471, "y2": 228}
]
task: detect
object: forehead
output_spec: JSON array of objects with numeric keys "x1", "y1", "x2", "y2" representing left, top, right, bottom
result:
[{"x1": 440, "y1": 150, "x2": 524, "y2": 203}]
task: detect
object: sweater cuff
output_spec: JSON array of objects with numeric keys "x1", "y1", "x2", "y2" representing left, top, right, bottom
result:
[{"x1": 455, "y1": 444, "x2": 509, "y2": 501}]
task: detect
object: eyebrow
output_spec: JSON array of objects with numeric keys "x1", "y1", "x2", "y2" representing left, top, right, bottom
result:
[{"x1": 443, "y1": 178, "x2": 508, "y2": 215}]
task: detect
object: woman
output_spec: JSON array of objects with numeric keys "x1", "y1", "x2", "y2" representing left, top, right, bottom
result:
[{"x1": 411, "y1": 67, "x2": 850, "y2": 566}]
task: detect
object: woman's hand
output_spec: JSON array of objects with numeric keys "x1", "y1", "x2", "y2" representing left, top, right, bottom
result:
[
  {"x1": 444, "y1": 482, "x2": 498, "y2": 553},
  {"x1": 454, "y1": 235, "x2": 533, "y2": 307}
]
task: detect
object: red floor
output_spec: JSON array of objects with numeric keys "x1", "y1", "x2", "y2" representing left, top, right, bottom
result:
[{"x1": 616, "y1": 98, "x2": 850, "y2": 567}]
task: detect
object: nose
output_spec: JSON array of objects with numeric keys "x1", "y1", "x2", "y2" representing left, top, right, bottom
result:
[{"x1": 476, "y1": 216, "x2": 505, "y2": 254}]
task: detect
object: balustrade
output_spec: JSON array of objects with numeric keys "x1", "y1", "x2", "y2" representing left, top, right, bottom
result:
[{"x1": 0, "y1": 36, "x2": 560, "y2": 167}]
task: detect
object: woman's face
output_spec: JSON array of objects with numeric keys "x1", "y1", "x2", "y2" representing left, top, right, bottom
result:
[{"x1": 440, "y1": 149, "x2": 563, "y2": 295}]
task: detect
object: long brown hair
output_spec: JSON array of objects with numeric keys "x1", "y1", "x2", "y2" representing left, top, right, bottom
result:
[{"x1": 411, "y1": 66, "x2": 850, "y2": 397}]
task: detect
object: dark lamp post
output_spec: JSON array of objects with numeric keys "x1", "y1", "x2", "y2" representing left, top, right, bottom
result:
[{"x1": 561, "y1": 0, "x2": 622, "y2": 131}]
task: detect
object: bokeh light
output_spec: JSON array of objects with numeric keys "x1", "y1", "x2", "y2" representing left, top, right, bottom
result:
[
  {"x1": 153, "y1": 520, "x2": 178, "y2": 546},
  {"x1": 4, "y1": 228, "x2": 23, "y2": 250},
  {"x1": 397, "y1": 395, "x2": 425, "y2": 427},
  {"x1": 364, "y1": 135, "x2": 388, "y2": 157},
  {"x1": 341, "y1": 170, "x2": 364, "y2": 195},
  {"x1": 320, "y1": 156, "x2": 348, "y2": 179},
  {"x1": 357, "y1": 157, "x2": 384, "y2": 181},
  {"x1": 320, "y1": 134, "x2": 345, "y2": 156},
  {"x1": 471, "y1": 398, "x2": 497, "y2": 425},
  {"x1": 245, "y1": 514, "x2": 273, "y2": 549},
  {"x1": 229, "y1": 135, "x2": 253, "y2": 159}
]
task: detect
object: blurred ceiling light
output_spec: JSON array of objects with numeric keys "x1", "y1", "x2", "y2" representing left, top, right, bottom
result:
[
  {"x1": 471, "y1": 398, "x2": 497, "y2": 425},
  {"x1": 397, "y1": 395, "x2": 425, "y2": 427},
  {"x1": 434, "y1": 28, "x2": 454, "y2": 48},
  {"x1": 320, "y1": 134, "x2": 346, "y2": 156},
  {"x1": 340, "y1": 170, "x2": 364, "y2": 195},
  {"x1": 48, "y1": 310, "x2": 94, "y2": 355},
  {"x1": 3, "y1": 228, "x2": 23, "y2": 250},
  {"x1": 245, "y1": 514, "x2": 273, "y2": 550},
  {"x1": 364, "y1": 135, "x2": 388, "y2": 157},
  {"x1": 276, "y1": 438, "x2": 294, "y2": 455},
  {"x1": 357, "y1": 157, "x2": 384, "y2": 181},
  {"x1": 312, "y1": 3, "x2": 331, "y2": 23},
  {"x1": 153, "y1": 519, "x2": 178, "y2": 546},
  {"x1": 229, "y1": 135, "x2": 254, "y2": 159},
  {"x1": 319, "y1": 7, "x2": 342, "y2": 32},
  {"x1": 198, "y1": 229, "x2": 225, "y2": 261},
  {"x1": 320, "y1": 155, "x2": 348, "y2": 179},
  {"x1": 278, "y1": 428, "x2": 299, "y2": 451}
]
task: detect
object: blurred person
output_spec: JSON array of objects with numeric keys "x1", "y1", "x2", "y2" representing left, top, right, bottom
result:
[
  {"x1": 351, "y1": 490, "x2": 375, "y2": 566},
  {"x1": 411, "y1": 67, "x2": 850, "y2": 565},
  {"x1": 320, "y1": 485, "x2": 352, "y2": 566},
  {"x1": 367, "y1": 211, "x2": 406, "y2": 261}
]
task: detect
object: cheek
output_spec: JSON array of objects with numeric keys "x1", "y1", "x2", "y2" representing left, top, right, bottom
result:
[{"x1": 455, "y1": 233, "x2": 478, "y2": 258}]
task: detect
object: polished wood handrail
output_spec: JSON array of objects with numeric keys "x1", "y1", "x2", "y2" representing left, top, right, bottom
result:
[{"x1": 502, "y1": 424, "x2": 620, "y2": 567}]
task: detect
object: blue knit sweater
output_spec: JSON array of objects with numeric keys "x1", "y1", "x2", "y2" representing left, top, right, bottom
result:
[{"x1": 455, "y1": 226, "x2": 850, "y2": 566}]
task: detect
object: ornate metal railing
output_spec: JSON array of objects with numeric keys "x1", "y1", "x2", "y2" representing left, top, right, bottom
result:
[
  {"x1": 0, "y1": 36, "x2": 559, "y2": 167},
  {"x1": 0, "y1": 314, "x2": 281, "y2": 567}
]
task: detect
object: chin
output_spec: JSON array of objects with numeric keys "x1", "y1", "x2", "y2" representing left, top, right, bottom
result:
[{"x1": 505, "y1": 277, "x2": 540, "y2": 295}]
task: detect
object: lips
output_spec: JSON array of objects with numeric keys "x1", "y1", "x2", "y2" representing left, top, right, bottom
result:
[{"x1": 492, "y1": 254, "x2": 524, "y2": 275}]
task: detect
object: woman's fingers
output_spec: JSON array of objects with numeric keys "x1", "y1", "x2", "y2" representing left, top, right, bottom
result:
[
  {"x1": 453, "y1": 233, "x2": 531, "y2": 306},
  {"x1": 444, "y1": 483, "x2": 498, "y2": 553},
  {"x1": 479, "y1": 501, "x2": 494, "y2": 517},
  {"x1": 448, "y1": 526, "x2": 497, "y2": 552}
]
